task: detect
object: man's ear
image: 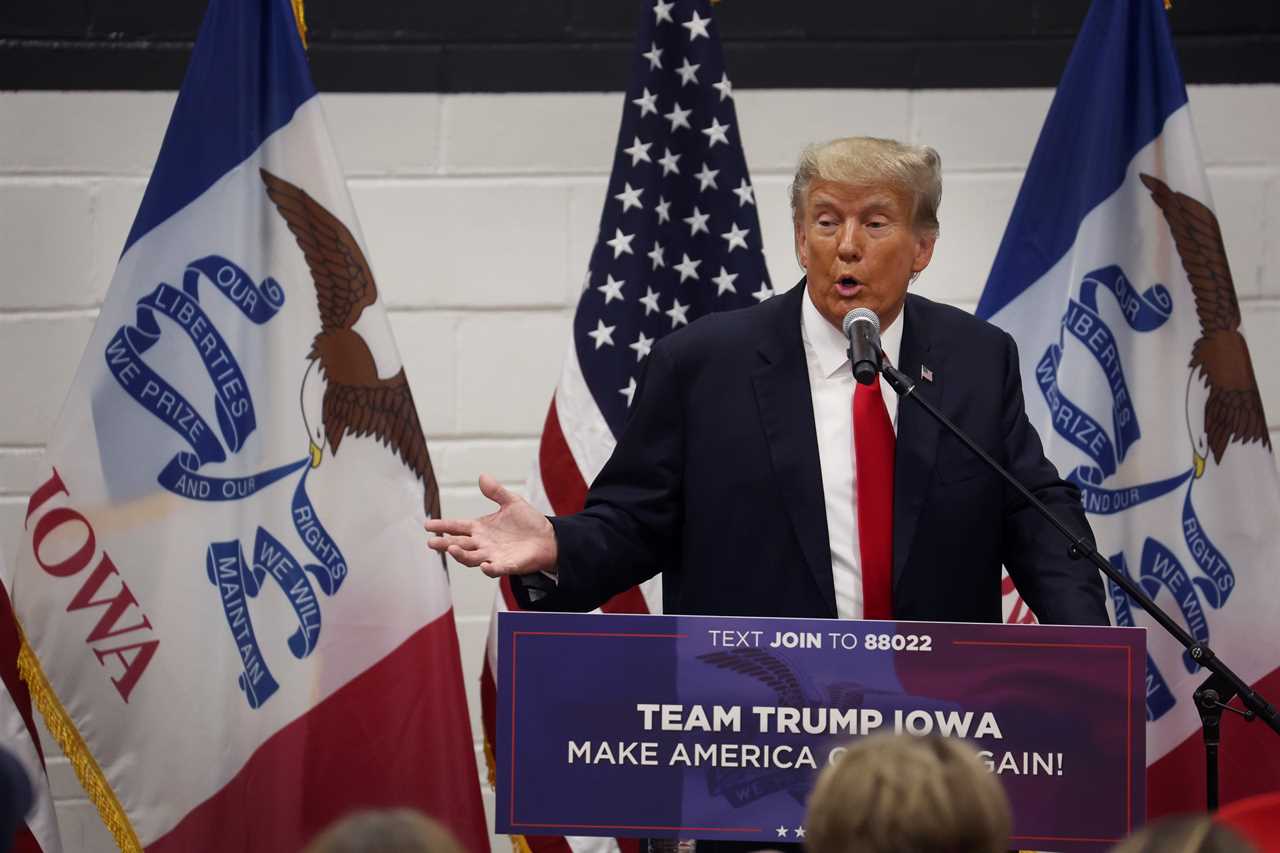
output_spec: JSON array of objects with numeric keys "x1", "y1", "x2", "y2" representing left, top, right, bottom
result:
[
  {"x1": 794, "y1": 219, "x2": 809, "y2": 269},
  {"x1": 911, "y1": 231, "x2": 937, "y2": 275}
]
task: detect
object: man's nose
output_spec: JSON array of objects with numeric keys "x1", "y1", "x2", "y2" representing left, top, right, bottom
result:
[{"x1": 836, "y1": 223, "x2": 862, "y2": 260}]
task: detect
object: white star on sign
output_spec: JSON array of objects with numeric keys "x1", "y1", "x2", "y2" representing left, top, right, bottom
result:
[
  {"x1": 683, "y1": 206, "x2": 710, "y2": 236},
  {"x1": 712, "y1": 72, "x2": 733, "y2": 101},
  {"x1": 632, "y1": 88, "x2": 658, "y2": 117},
  {"x1": 615, "y1": 182, "x2": 644, "y2": 212},
  {"x1": 674, "y1": 253, "x2": 702, "y2": 282},
  {"x1": 653, "y1": 0, "x2": 675, "y2": 24},
  {"x1": 722, "y1": 222, "x2": 750, "y2": 252},
  {"x1": 732, "y1": 178, "x2": 755, "y2": 206},
  {"x1": 753, "y1": 283, "x2": 775, "y2": 302},
  {"x1": 619, "y1": 376, "x2": 638, "y2": 406},
  {"x1": 606, "y1": 228, "x2": 635, "y2": 258},
  {"x1": 623, "y1": 136, "x2": 652, "y2": 166},
  {"x1": 664, "y1": 101, "x2": 692, "y2": 132},
  {"x1": 630, "y1": 331, "x2": 654, "y2": 361},
  {"x1": 655, "y1": 196, "x2": 672, "y2": 224},
  {"x1": 683, "y1": 10, "x2": 711, "y2": 40},
  {"x1": 775, "y1": 826, "x2": 789, "y2": 839},
  {"x1": 639, "y1": 287, "x2": 661, "y2": 315},
  {"x1": 694, "y1": 162, "x2": 720, "y2": 191},
  {"x1": 648, "y1": 241, "x2": 666, "y2": 270},
  {"x1": 794, "y1": 827, "x2": 807, "y2": 839},
  {"x1": 597, "y1": 274, "x2": 625, "y2": 304},
  {"x1": 712, "y1": 266, "x2": 738, "y2": 295},
  {"x1": 657, "y1": 148, "x2": 681, "y2": 176},
  {"x1": 666, "y1": 298, "x2": 690, "y2": 328},
  {"x1": 642, "y1": 42, "x2": 663, "y2": 70},
  {"x1": 587, "y1": 319, "x2": 616, "y2": 349},
  {"x1": 702, "y1": 117, "x2": 730, "y2": 148},
  {"x1": 676, "y1": 57, "x2": 701, "y2": 86}
]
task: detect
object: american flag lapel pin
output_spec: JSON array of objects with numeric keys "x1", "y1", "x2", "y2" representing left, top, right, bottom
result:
[{"x1": 920, "y1": 364, "x2": 934, "y2": 383}]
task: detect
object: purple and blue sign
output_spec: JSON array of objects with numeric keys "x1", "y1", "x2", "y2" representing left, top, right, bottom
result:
[{"x1": 496, "y1": 612, "x2": 1145, "y2": 852}]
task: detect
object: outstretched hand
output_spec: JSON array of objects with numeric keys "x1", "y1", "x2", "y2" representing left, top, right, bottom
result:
[{"x1": 425, "y1": 474, "x2": 558, "y2": 578}]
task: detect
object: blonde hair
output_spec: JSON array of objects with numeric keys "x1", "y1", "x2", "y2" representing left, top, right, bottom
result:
[
  {"x1": 789, "y1": 137, "x2": 942, "y2": 236},
  {"x1": 303, "y1": 809, "x2": 465, "y2": 853},
  {"x1": 805, "y1": 734, "x2": 1010, "y2": 853},
  {"x1": 1111, "y1": 815, "x2": 1256, "y2": 853}
]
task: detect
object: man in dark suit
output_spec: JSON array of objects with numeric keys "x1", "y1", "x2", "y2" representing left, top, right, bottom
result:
[{"x1": 428, "y1": 136, "x2": 1107, "y2": 628}]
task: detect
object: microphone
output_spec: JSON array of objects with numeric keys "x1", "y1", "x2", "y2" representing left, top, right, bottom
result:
[{"x1": 842, "y1": 307, "x2": 881, "y2": 386}]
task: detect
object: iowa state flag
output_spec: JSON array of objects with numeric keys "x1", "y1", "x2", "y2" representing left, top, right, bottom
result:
[
  {"x1": 979, "y1": 0, "x2": 1280, "y2": 815},
  {"x1": 9, "y1": 0, "x2": 489, "y2": 850}
]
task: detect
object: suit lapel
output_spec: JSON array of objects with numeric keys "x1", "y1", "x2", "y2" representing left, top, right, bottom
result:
[
  {"x1": 893, "y1": 294, "x2": 945, "y2": 591},
  {"x1": 751, "y1": 283, "x2": 836, "y2": 616}
]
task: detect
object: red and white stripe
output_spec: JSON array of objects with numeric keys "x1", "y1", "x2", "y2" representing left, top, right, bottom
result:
[{"x1": 481, "y1": 342, "x2": 660, "y2": 853}]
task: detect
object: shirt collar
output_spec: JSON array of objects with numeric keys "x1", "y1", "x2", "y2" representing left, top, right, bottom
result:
[{"x1": 801, "y1": 286, "x2": 905, "y2": 379}]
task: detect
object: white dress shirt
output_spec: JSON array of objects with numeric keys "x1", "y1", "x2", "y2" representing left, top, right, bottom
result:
[{"x1": 800, "y1": 291, "x2": 903, "y2": 620}]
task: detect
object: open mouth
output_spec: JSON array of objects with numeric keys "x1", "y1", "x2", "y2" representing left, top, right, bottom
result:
[{"x1": 835, "y1": 275, "x2": 862, "y2": 296}]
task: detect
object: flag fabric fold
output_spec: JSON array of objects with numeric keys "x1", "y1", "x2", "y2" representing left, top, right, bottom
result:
[
  {"x1": 980, "y1": 0, "x2": 1280, "y2": 815},
  {"x1": 10, "y1": 0, "x2": 488, "y2": 849},
  {"x1": 479, "y1": 1, "x2": 772, "y2": 850}
]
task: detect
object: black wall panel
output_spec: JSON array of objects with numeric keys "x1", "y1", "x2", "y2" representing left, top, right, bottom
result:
[{"x1": 1, "y1": 0, "x2": 1276, "y2": 91}]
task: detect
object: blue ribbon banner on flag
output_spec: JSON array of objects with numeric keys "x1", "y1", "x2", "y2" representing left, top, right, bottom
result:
[{"x1": 105, "y1": 254, "x2": 348, "y2": 710}]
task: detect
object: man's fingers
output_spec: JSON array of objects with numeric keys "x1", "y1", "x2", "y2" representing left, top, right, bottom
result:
[
  {"x1": 426, "y1": 518, "x2": 474, "y2": 536},
  {"x1": 447, "y1": 544, "x2": 490, "y2": 567},
  {"x1": 478, "y1": 473, "x2": 518, "y2": 507}
]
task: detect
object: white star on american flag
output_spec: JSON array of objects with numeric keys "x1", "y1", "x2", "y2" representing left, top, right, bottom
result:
[
  {"x1": 639, "y1": 287, "x2": 661, "y2": 315},
  {"x1": 666, "y1": 298, "x2": 690, "y2": 327},
  {"x1": 683, "y1": 11, "x2": 711, "y2": 41},
  {"x1": 721, "y1": 222, "x2": 750, "y2": 252},
  {"x1": 642, "y1": 42, "x2": 663, "y2": 70},
  {"x1": 732, "y1": 178, "x2": 755, "y2": 206},
  {"x1": 606, "y1": 228, "x2": 635, "y2": 258},
  {"x1": 615, "y1": 182, "x2": 645, "y2": 211},
  {"x1": 598, "y1": 274, "x2": 625, "y2": 304},
  {"x1": 623, "y1": 137, "x2": 652, "y2": 165},
  {"x1": 664, "y1": 101, "x2": 692, "y2": 131},
  {"x1": 652, "y1": 0, "x2": 674, "y2": 24},
  {"x1": 629, "y1": 331, "x2": 655, "y2": 361},
  {"x1": 588, "y1": 319, "x2": 616, "y2": 349},
  {"x1": 695, "y1": 162, "x2": 720, "y2": 191},
  {"x1": 712, "y1": 266, "x2": 738, "y2": 295},
  {"x1": 702, "y1": 117, "x2": 731, "y2": 148},
  {"x1": 753, "y1": 283, "x2": 775, "y2": 302},
  {"x1": 648, "y1": 241, "x2": 666, "y2": 270},
  {"x1": 676, "y1": 57, "x2": 701, "y2": 86},
  {"x1": 683, "y1": 206, "x2": 710, "y2": 236},
  {"x1": 619, "y1": 376, "x2": 638, "y2": 406},
  {"x1": 655, "y1": 196, "x2": 672, "y2": 223},
  {"x1": 658, "y1": 148, "x2": 682, "y2": 175},
  {"x1": 632, "y1": 88, "x2": 659, "y2": 117},
  {"x1": 712, "y1": 72, "x2": 733, "y2": 101},
  {"x1": 674, "y1": 253, "x2": 701, "y2": 282}
]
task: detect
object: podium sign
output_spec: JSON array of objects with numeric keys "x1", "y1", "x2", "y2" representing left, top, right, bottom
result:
[{"x1": 496, "y1": 612, "x2": 1145, "y2": 852}]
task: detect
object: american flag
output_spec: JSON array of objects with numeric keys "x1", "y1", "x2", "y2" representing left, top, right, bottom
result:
[{"x1": 479, "y1": 2, "x2": 771, "y2": 851}]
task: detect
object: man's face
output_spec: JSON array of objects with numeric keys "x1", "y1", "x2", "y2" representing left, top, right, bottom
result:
[{"x1": 795, "y1": 179, "x2": 936, "y2": 331}]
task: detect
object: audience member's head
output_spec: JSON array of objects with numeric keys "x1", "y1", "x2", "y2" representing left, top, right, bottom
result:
[
  {"x1": 804, "y1": 733, "x2": 1010, "y2": 853},
  {"x1": 1111, "y1": 814, "x2": 1256, "y2": 853},
  {"x1": 303, "y1": 809, "x2": 465, "y2": 853}
]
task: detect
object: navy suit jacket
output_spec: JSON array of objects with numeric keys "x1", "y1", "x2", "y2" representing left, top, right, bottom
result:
[{"x1": 530, "y1": 281, "x2": 1107, "y2": 626}]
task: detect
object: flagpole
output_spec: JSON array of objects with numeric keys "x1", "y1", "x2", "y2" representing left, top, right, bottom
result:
[{"x1": 877, "y1": 360, "x2": 1280, "y2": 808}]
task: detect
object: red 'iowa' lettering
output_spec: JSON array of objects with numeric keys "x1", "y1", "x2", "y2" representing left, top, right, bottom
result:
[{"x1": 24, "y1": 467, "x2": 160, "y2": 703}]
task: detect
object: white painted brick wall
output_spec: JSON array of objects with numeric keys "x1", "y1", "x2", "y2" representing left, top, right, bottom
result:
[{"x1": 0, "y1": 84, "x2": 1277, "y2": 853}]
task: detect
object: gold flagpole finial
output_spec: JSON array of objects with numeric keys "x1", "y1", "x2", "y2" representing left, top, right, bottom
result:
[
  {"x1": 291, "y1": 0, "x2": 308, "y2": 48},
  {"x1": 1164, "y1": 0, "x2": 1173, "y2": 9}
]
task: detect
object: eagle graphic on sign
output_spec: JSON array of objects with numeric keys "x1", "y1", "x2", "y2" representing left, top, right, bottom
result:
[
  {"x1": 260, "y1": 168, "x2": 441, "y2": 520},
  {"x1": 1140, "y1": 173, "x2": 1271, "y2": 477}
]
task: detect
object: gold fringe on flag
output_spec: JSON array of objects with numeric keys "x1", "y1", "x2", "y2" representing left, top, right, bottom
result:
[
  {"x1": 17, "y1": 633, "x2": 142, "y2": 852},
  {"x1": 291, "y1": 0, "x2": 308, "y2": 48}
]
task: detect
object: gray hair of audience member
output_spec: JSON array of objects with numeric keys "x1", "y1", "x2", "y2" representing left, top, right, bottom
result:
[
  {"x1": 804, "y1": 733, "x2": 1011, "y2": 853},
  {"x1": 302, "y1": 809, "x2": 465, "y2": 853},
  {"x1": 1111, "y1": 815, "x2": 1256, "y2": 853},
  {"x1": 788, "y1": 137, "x2": 943, "y2": 236}
]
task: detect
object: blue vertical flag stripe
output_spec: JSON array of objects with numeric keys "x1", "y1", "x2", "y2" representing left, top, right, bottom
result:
[
  {"x1": 977, "y1": 0, "x2": 1188, "y2": 319},
  {"x1": 574, "y1": 0, "x2": 772, "y2": 435},
  {"x1": 123, "y1": 0, "x2": 316, "y2": 254}
]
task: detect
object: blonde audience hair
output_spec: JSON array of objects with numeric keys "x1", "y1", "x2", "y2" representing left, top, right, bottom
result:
[
  {"x1": 805, "y1": 733, "x2": 1010, "y2": 853},
  {"x1": 1110, "y1": 815, "x2": 1256, "y2": 853},
  {"x1": 303, "y1": 809, "x2": 465, "y2": 853},
  {"x1": 789, "y1": 137, "x2": 943, "y2": 237}
]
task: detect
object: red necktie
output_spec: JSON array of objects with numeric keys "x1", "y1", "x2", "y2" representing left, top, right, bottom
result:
[{"x1": 853, "y1": 377, "x2": 895, "y2": 620}]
